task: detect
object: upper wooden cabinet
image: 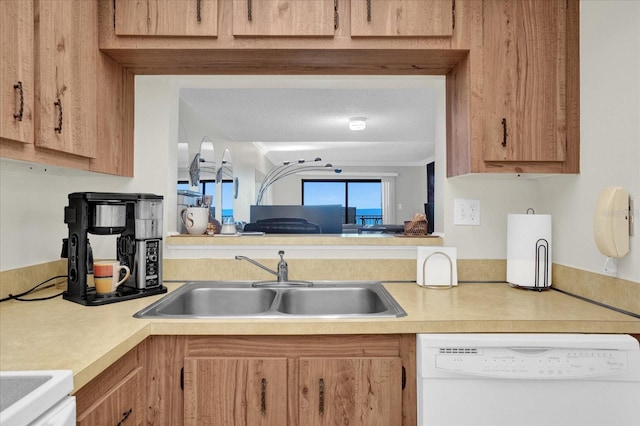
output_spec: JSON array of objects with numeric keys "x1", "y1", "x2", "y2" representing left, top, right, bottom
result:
[
  {"x1": 351, "y1": 0, "x2": 453, "y2": 37},
  {"x1": 115, "y1": 0, "x2": 218, "y2": 36},
  {"x1": 482, "y1": 0, "x2": 566, "y2": 163},
  {"x1": 446, "y1": 0, "x2": 579, "y2": 176},
  {"x1": 1, "y1": 0, "x2": 133, "y2": 177},
  {"x1": 232, "y1": 0, "x2": 335, "y2": 37},
  {"x1": 36, "y1": 0, "x2": 97, "y2": 159},
  {"x1": 0, "y1": 1, "x2": 34, "y2": 144}
]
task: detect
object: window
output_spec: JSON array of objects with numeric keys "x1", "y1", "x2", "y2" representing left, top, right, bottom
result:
[
  {"x1": 302, "y1": 179, "x2": 382, "y2": 225},
  {"x1": 177, "y1": 180, "x2": 216, "y2": 199}
]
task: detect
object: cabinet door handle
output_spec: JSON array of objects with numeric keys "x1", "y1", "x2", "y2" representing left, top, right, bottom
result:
[
  {"x1": 196, "y1": 0, "x2": 201, "y2": 22},
  {"x1": 501, "y1": 118, "x2": 507, "y2": 147},
  {"x1": 247, "y1": 0, "x2": 252, "y2": 21},
  {"x1": 13, "y1": 82, "x2": 24, "y2": 121},
  {"x1": 318, "y1": 378, "x2": 325, "y2": 415},
  {"x1": 260, "y1": 378, "x2": 267, "y2": 415},
  {"x1": 366, "y1": 0, "x2": 371, "y2": 21},
  {"x1": 54, "y1": 99, "x2": 63, "y2": 133},
  {"x1": 116, "y1": 408, "x2": 132, "y2": 426}
]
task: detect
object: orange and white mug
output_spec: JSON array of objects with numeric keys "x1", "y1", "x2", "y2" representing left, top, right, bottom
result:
[{"x1": 94, "y1": 260, "x2": 130, "y2": 294}]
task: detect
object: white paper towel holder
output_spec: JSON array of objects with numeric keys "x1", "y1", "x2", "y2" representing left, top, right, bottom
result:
[
  {"x1": 507, "y1": 208, "x2": 552, "y2": 292},
  {"x1": 509, "y1": 237, "x2": 550, "y2": 291}
]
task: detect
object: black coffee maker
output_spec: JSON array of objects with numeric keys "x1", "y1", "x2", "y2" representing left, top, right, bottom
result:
[{"x1": 63, "y1": 192, "x2": 167, "y2": 306}]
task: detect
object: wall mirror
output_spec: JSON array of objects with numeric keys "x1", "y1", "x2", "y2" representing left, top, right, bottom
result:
[{"x1": 177, "y1": 75, "x2": 444, "y2": 232}]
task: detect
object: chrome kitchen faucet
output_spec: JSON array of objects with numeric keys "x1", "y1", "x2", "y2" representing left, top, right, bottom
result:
[{"x1": 235, "y1": 250, "x2": 290, "y2": 283}]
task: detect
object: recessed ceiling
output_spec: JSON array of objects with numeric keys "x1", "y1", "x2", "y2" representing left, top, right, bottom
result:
[{"x1": 179, "y1": 76, "x2": 444, "y2": 167}]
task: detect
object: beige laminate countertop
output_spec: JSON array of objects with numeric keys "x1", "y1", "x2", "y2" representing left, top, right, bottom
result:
[{"x1": 1, "y1": 282, "x2": 638, "y2": 393}]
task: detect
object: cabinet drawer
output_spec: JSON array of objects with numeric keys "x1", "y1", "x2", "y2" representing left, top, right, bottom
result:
[{"x1": 76, "y1": 367, "x2": 143, "y2": 426}]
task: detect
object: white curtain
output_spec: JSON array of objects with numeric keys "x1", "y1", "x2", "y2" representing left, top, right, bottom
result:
[{"x1": 381, "y1": 177, "x2": 396, "y2": 224}]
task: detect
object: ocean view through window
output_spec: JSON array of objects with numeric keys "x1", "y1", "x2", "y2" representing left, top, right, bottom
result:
[{"x1": 302, "y1": 180, "x2": 382, "y2": 225}]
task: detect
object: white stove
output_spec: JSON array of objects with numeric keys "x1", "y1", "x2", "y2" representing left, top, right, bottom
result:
[{"x1": 0, "y1": 370, "x2": 75, "y2": 426}]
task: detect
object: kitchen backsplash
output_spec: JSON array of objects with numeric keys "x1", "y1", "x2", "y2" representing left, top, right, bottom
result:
[{"x1": 2, "y1": 259, "x2": 637, "y2": 316}]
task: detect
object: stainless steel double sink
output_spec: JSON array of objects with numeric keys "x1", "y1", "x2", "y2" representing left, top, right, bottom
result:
[{"x1": 134, "y1": 281, "x2": 406, "y2": 319}]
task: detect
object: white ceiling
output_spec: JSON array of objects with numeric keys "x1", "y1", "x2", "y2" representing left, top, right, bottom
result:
[{"x1": 179, "y1": 76, "x2": 444, "y2": 167}]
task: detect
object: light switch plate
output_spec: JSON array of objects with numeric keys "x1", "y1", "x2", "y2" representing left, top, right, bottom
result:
[{"x1": 454, "y1": 198, "x2": 481, "y2": 225}]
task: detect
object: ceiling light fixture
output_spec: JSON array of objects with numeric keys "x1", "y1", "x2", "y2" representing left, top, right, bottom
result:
[{"x1": 349, "y1": 117, "x2": 367, "y2": 131}]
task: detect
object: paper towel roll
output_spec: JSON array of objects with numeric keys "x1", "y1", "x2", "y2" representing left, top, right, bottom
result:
[{"x1": 507, "y1": 214, "x2": 552, "y2": 289}]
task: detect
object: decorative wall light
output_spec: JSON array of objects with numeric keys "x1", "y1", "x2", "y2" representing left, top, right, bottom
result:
[{"x1": 256, "y1": 157, "x2": 342, "y2": 205}]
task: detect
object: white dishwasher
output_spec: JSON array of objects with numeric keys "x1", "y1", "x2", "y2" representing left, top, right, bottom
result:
[{"x1": 417, "y1": 334, "x2": 640, "y2": 426}]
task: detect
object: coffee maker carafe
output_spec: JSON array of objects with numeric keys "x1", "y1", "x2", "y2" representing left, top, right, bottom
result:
[{"x1": 63, "y1": 192, "x2": 167, "y2": 306}]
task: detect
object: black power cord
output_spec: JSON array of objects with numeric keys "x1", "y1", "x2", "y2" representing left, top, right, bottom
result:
[{"x1": 0, "y1": 275, "x2": 67, "y2": 303}]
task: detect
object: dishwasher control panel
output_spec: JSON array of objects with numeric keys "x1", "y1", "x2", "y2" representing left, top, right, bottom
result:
[{"x1": 434, "y1": 347, "x2": 630, "y2": 379}]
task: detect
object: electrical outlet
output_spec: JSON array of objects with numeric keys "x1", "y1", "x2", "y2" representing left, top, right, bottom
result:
[{"x1": 454, "y1": 198, "x2": 481, "y2": 225}]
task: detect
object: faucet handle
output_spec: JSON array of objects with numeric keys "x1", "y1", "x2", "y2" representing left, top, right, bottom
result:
[{"x1": 276, "y1": 250, "x2": 288, "y2": 282}]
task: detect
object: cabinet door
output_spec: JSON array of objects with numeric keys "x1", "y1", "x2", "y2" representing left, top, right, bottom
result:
[
  {"x1": 76, "y1": 368, "x2": 143, "y2": 426},
  {"x1": 232, "y1": 0, "x2": 334, "y2": 37},
  {"x1": 298, "y1": 357, "x2": 403, "y2": 425},
  {"x1": 482, "y1": 0, "x2": 566, "y2": 162},
  {"x1": 36, "y1": 0, "x2": 97, "y2": 158},
  {"x1": 0, "y1": 0, "x2": 34, "y2": 143},
  {"x1": 115, "y1": 0, "x2": 218, "y2": 36},
  {"x1": 183, "y1": 357, "x2": 288, "y2": 425},
  {"x1": 351, "y1": 0, "x2": 453, "y2": 37}
]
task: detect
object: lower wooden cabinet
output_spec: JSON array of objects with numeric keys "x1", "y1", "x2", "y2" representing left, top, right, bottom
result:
[
  {"x1": 183, "y1": 357, "x2": 288, "y2": 425},
  {"x1": 298, "y1": 357, "x2": 402, "y2": 425},
  {"x1": 75, "y1": 345, "x2": 145, "y2": 426},
  {"x1": 147, "y1": 334, "x2": 416, "y2": 425},
  {"x1": 76, "y1": 335, "x2": 415, "y2": 425},
  {"x1": 76, "y1": 368, "x2": 142, "y2": 425}
]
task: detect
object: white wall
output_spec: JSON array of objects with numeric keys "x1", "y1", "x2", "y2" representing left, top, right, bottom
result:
[
  {"x1": 537, "y1": 0, "x2": 640, "y2": 282},
  {"x1": 0, "y1": 76, "x2": 174, "y2": 269},
  {"x1": 1, "y1": 1, "x2": 638, "y2": 285}
]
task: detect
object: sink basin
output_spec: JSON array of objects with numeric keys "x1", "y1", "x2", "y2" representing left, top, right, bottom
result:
[
  {"x1": 276, "y1": 288, "x2": 388, "y2": 315},
  {"x1": 155, "y1": 287, "x2": 277, "y2": 316},
  {"x1": 134, "y1": 281, "x2": 406, "y2": 318}
]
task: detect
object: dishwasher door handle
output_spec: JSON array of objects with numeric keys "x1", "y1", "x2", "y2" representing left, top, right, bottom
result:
[{"x1": 508, "y1": 347, "x2": 553, "y2": 356}]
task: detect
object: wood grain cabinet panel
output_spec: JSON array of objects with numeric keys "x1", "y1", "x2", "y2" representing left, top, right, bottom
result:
[
  {"x1": 351, "y1": 0, "x2": 453, "y2": 37},
  {"x1": 446, "y1": 0, "x2": 578, "y2": 176},
  {"x1": 183, "y1": 357, "x2": 288, "y2": 426},
  {"x1": 298, "y1": 357, "x2": 403, "y2": 426},
  {"x1": 232, "y1": 0, "x2": 335, "y2": 36},
  {"x1": 36, "y1": 0, "x2": 97, "y2": 158},
  {"x1": 0, "y1": 1, "x2": 34, "y2": 144},
  {"x1": 482, "y1": 0, "x2": 567, "y2": 163},
  {"x1": 143, "y1": 335, "x2": 415, "y2": 425},
  {"x1": 115, "y1": 0, "x2": 218, "y2": 36},
  {"x1": 75, "y1": 346, "x2": 145, "y2": 426},
  {"x1": 1, "y1": 0, "x2": 132, "y2": 176},
  {"x1": 76, "y1": 368, "x2": 143, "y2": 426}
]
